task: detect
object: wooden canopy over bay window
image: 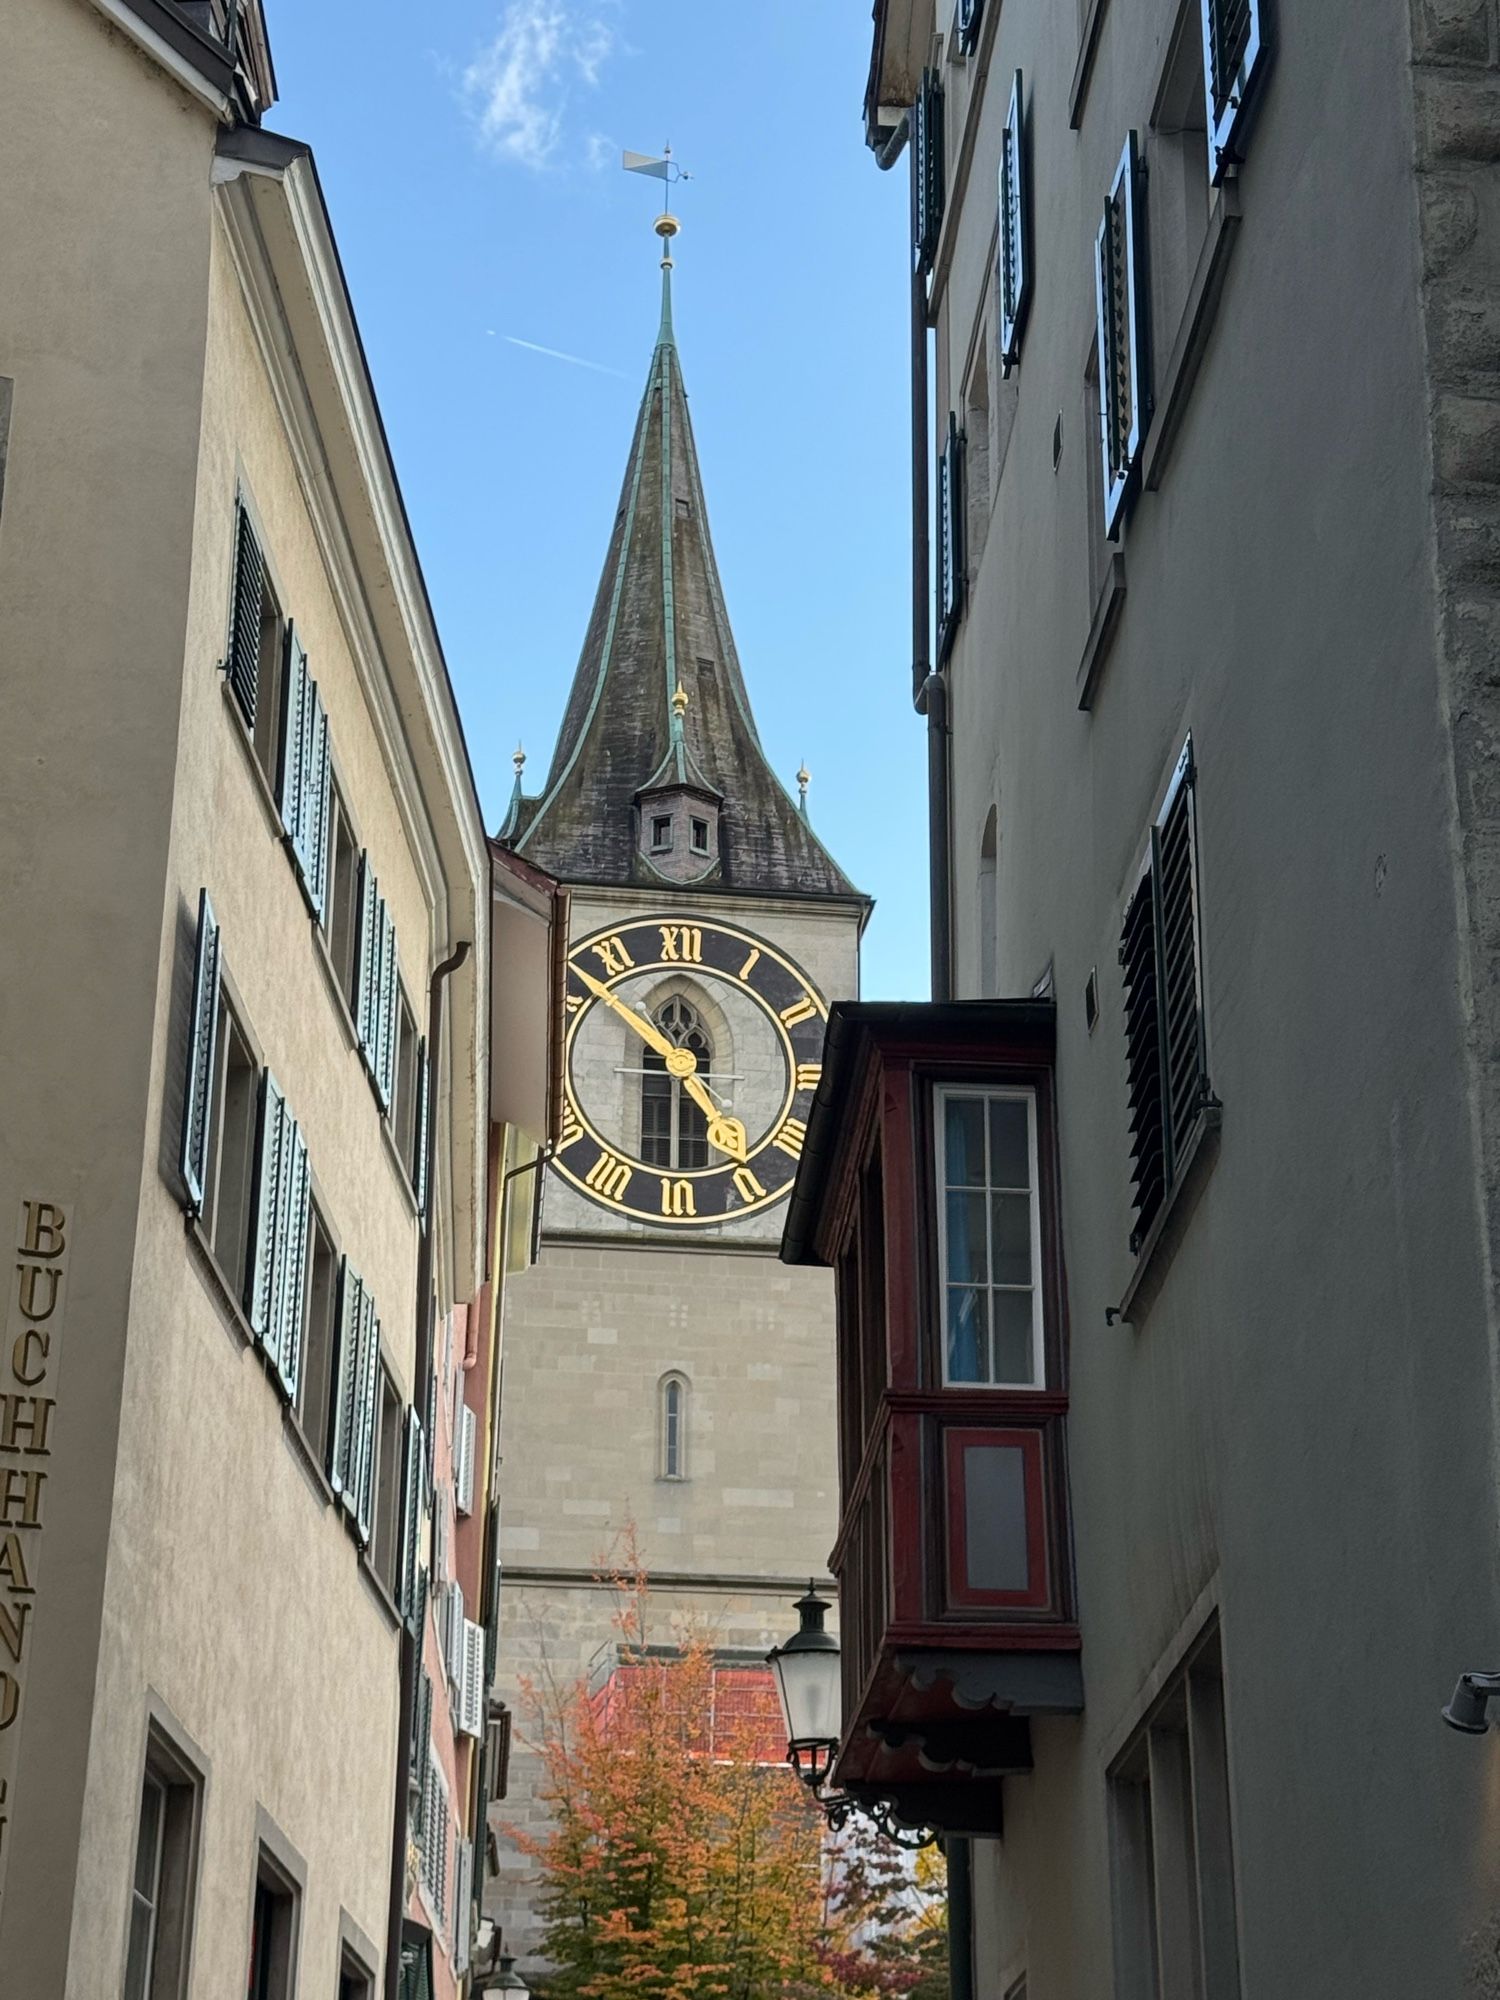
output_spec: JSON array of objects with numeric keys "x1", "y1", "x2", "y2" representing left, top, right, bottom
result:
[{"x1": 782, "y1": 1001, "x2": 1083, "y2": 1837}]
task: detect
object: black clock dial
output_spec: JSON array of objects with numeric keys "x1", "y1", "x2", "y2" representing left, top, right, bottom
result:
[{"x1": 553, "y1": 916, "x2": 828, "y2": 1228}]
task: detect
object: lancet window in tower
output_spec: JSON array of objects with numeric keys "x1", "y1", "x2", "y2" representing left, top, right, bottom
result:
[{"x1": 640, "y1": 996, "x2": 712, "y2": 1169}]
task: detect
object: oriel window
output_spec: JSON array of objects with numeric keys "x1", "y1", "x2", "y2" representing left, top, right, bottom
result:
[
  {"x1": 640, "y1": 997, "x2": 712, "y2": 1170},
  {"x1": 936, "y1": 1086, "x2": 1043, "y2": 1387}
]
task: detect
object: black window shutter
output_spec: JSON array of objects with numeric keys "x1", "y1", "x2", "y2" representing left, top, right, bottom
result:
[
  {"x1": 180, "y1": 888, "x2": 222, "y2": 1216},
  {"x1": 937, "y1": 414, "x2": 966, "y2": 665},
  {"x1": 1201, "y1": 0, "x2": 1265, "y2": 182},
  {"x1": 1120, "y1": 869, "x2": 1167, "y2": 1250},
  {"x1": 958, "y1": 0, "x2": 984, "y2": 54},
  {"x1": 915, "y1": 70, "x2": 946, "y2": 271},
  {"x1": 1095, "y1": 133, "x2": 1150, "y2": 542},
  {"x1": 1120, "y1": 741, "x2": 1212, "y2": 1253},
  {"x1": 227, "y1": 503, "x2": 264, "y2": 728},
  {"x1": 998, "y1": 71, "x2": 1030, "y2": 374}
]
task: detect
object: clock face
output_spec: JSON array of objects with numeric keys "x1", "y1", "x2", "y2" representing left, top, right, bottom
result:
[{"x1": 554, "y1": 915, "x2": 828, "y2": 1229}]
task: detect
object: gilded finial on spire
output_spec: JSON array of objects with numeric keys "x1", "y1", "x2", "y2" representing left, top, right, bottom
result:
[
  {"x1": 513, "y1": 743, "x2": 526, "y2": 779},
  {"x1": 797, "y1": 761, "x2": 811, "y2": 820},
  {"x1": 672, "y1": 686, "x2": 690, "y2": 723}
]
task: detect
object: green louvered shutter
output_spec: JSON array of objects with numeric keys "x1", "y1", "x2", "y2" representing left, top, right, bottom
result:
[
  {"x1": 914, "y1": 69, "x2": 945, "y2": 271},
  {"x1": 180, "y1": 889, "x2": 222, "y2": 1215},
  {"x1": 998, "y1": 72, "x2": 1030, "y2": 374},
  {"x1": 412, "y1": 1668, "x2": 433, "y2": 1842},
  {"x1": 355, "y1": 855, "x2": 381, "y2": 1065},
  {"x1": 413, "y1": 1036, "x2": 431, "y2": 1217},
  {"x1": 273, "y1": 1124, "x2": 310, "y2": 1401},
  {"x1": 1202, "y1": 0, "x2": 1266, "y2": 182},
  {"x1": 303, "y1": 691, "x2": 331, "y2": 921},
  {"x1": 352, "y1": 1290, "x2": 381, "y2": 1544},
  {"x1": 1095, "y1": 133, "x2": 1150, "y2": 542},
  {"x1": 375, "y1": 907, "x2": 399, "y2": 1112},
  {"x1": 329, "y1": 1261, "x2": 363, "y2": 1498},
  {"x1": 248, "y1": 1073, "x2": 289, "y2": 1337},
  {"x1": 278, "y1": 623, "x2": 309, "y2": 841},
  {"x1": 400, "y1": 1408, "x2": 426, "y2": 1632},
  {"x1": 936, "y1": 414, "x2": 966, "y2": 664},
  {"x1": 227, "y1": 504, "x2": 264, "y2": 728}
]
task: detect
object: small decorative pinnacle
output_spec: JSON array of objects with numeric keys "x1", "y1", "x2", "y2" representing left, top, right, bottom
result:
[
  {"x1": 513, "y1": 743, "x2": 526, "y2": 778},
  {"x1": 797, "y1": 761, "x2": 811, "y2": 819},
  {"x1": 672, "y1": 686, "x2": 690, "y2": 722}
]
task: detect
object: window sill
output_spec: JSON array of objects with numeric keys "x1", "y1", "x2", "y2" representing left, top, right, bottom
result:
[
  {"x1": 1076, "y1": 552, "x2": 1128, "y2": 711},
  {"x1": 1069, "y1": 0, "x2": 1110, "y2": 127},
  {"x1": 219, "y1": 675, "x2": 287, "y2": 848},
  {"x1": 281, "y1": 1404, "x2": 337, "y2": 1509},
  {"x1": 358, "y1": 1552, "x2": 403, "y2": 1632},
  {"x1": 1110, "y1": 1104, "x2": 1222, "y2": 1327},
  {"x1": 185, "y1": 1211, "x2": 254, "y2": 1353},
  {"x1": 310, "y1": 919, "x2": 360, "y2": 1053},
  {"x1": 379, "y1": 1116, "x2": 421, "y2": 1219},
  {"x1": 1143, "y1": 183, "x2": 1242, "y2": 493}
]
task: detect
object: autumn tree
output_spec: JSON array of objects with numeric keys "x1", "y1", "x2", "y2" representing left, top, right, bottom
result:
[{"x1": 512, "y1": 1561, "x2": 944, "y2": 2000}]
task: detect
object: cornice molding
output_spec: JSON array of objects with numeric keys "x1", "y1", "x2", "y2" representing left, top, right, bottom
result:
[{"x1": 88, "y1": 0, "x2": 231, "y2": 117}]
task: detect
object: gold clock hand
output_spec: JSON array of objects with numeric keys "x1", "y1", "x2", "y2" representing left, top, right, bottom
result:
[
  {"x1": 682, "y1": 1073, "x2": 748, "y2": 1162},
  {"x1": 576, "y1": 966, "x2": 696, "y2": 1074}
]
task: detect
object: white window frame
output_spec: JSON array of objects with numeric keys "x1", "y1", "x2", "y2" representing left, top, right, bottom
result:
[{"x1": 934, "y1": 1084, "x2": 1045, "y2": 1389}]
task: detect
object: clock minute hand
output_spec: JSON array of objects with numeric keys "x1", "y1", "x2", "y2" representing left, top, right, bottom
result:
[{"x1": 576, "y1": 966, "x2": 682, "y2": 1064}]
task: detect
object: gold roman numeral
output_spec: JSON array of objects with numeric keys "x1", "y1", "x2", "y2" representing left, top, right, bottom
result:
[
  {"x1": 794, "y1": 1063, "x2": 822, "y2": 1092},
  {"x1": 659, "y1": 925, "x2": 703, "y2": 963},
  {"x1": 558, "y1": 1103, "x2": 584, "y2": 1151},
  {"x1": 565, "y1": 991, "x2": 584, "y2": 1016},
  {"x1": 732, "y1": 1166, "x2": 768, "y2": 1205},
  {"x1": 584, "y1": 1150, "x2": 632, "y2": 1203},
  {"x1": 738, "y1": 947, "x2": 761, "y2": 980},
  {"x1": 773, "y1": 1117, "x2": 807, "y2": 1161},
  {"x1": 779, "y1": 994, "x2": 817, "y2": 1028},
  {"x1": 660, "y1": 1178, "x2": 697, "y2": 1218},
  {"x1": 591, "y1": 934, "x2": 636, "y2": 978}
]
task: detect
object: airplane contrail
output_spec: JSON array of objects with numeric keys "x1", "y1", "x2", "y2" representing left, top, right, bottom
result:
[{"x1": 502, "y1": 335, "x2": 628, "y2": 378}]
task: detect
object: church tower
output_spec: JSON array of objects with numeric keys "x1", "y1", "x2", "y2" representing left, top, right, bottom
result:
[{"x1": 489, "y1": 224, "x2": 869, "y2": 1962}]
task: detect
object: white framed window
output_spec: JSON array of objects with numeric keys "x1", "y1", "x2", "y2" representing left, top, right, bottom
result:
[
  {"x1": 935, "y1": 1085, "x2": 1044, "y2": 1387},
  {"x1": 659, "y1": 1372, "x2": 688, "y2": 1481}
]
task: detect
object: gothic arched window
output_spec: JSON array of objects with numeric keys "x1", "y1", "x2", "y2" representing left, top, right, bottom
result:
[
  {"x1": 640, "y1": 997, "x2": 712, "y2": 1170},
  {"x1": 660, "y1": 1372, "x2": 688, "y2": 1480}
]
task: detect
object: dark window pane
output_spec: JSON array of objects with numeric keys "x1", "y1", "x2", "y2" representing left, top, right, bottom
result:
[
  {"x1": 945, "y1": 1191, "x2": 989, "y2": 1284},
  {"x1": 991, "y1": 1193, "x2": 1032, "y2": 1285},
  {"x1": 988, "y1": 1097, "x2": 1030, "y2": 1188},
  {"x1": 945, "y1": 1097, "x2": 987, "y2": 1186},
  {"x1": 992, "y1": 1290, "x2": 1036, "y2": 1383},
  {"x1": 963, "y1": 1444, "x2": 1030, "y2": 1593},
  {"x1": 946, "y1": 1286, "x2": 988, "y2": 1382},
  {"x1": 677, "y1": 1091, "x2": 709, "y2": 1168}
]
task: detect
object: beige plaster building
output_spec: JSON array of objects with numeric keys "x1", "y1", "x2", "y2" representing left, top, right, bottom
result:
[
  {"x1": 0, "y1": 3, "x2": 540, "y2": 1994},
  {"x1": 487, "y1": 248, "x2": 870, "y2": 1969},
  {"x1": 794, "y1": 0, "x2": 1500, "y2": 1996}
]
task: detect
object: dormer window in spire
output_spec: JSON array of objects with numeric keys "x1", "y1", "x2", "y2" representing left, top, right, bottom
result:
[{"x1": 636, "y1": 790, "x2": 720, "y2": 879}]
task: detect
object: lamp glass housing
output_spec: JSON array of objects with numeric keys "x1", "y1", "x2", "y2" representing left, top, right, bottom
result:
[{"x1": 768, "y1": 1589, "x2": 841, "y2": 1785}]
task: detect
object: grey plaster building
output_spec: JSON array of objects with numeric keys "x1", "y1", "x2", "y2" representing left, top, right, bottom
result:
[
  {"x1": 488, "y1": 235, "x2": 869, "y2": 1968},
  {"x1": 782, "y1": 1, "x2": 1500, "y2": 1995}
]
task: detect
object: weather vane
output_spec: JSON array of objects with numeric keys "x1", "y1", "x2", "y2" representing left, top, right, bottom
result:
[{"x1": 623, "y1": 145, "x2": 692, "y2": 262}]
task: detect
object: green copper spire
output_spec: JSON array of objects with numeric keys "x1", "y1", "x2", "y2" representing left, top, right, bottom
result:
[{"x1": 655, "y1": 212, "x2": 679, "y2": 347}]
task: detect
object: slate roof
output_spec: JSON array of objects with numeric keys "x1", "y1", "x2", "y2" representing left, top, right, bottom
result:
[{"x1": 508, "y1": 266, "x2": 865, "y2": 906}]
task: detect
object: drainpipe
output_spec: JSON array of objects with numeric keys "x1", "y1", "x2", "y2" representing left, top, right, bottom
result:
[
  {"x1": 947, "y1": 1837, "x2": 975, "y2": 2000},
  {"x1": 384, "y1": 937, "x2": 472, "y2": 2000}
]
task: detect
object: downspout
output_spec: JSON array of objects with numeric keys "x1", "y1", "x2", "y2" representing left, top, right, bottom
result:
[
  {"x1": 947, "y1": 1837, "x2": 975, "y2": 2000},
  {"x1": 384, "y1": 937, "x2": 472, "y2": 2000}
]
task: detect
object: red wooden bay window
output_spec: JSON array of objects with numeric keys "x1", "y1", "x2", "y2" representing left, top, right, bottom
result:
[{"x1": 781, "y1": 1000, "x2": 1083, "y2": 1837}]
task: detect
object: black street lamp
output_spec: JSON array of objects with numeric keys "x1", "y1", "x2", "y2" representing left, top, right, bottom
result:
[
  {"x1": 767, "y1": 1586, "x2": 936, "y2": 1851},
  {"x1": 767, "y1": 1584, "x2": 842, "y2": 1788}
]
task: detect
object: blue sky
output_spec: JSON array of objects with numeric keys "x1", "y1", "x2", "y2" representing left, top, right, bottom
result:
[{"x1": 272, "y1": 2, "x2": 926, "y2": 1000}]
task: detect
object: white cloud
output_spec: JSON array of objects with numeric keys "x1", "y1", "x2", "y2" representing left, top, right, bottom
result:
[{"x1": 462, "y1": 2, "x2": 616, "y2": 170}]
